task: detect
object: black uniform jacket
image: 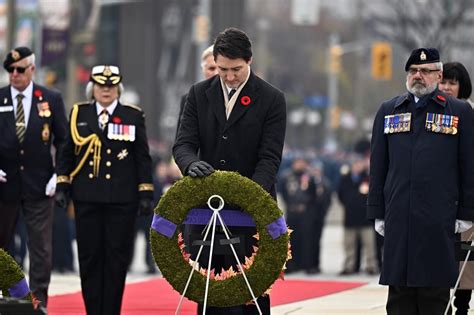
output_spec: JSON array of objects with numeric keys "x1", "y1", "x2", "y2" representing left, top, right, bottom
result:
[
  {"x1": 338, "y1": 171, "x2": 371, "y2": 227},
  {"x1": 368, "y1": 90, "x2": 474, "y2": 287},
  {"x1": 0, "y1": 84, "x2": 67, "y2": 201},
  {"x1": 56, "y1": 101, "x2": 153, "y2": 203},
  {"x1": 173, "y1": 72, "x2": 287, "y2": 194}
]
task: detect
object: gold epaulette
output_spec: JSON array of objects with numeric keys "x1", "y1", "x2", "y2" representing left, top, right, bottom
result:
[
  {"x1": 122, "y1": 103, "x2": 143, "y2": 111},
  {"x1": 74, "y1": 101, "x2": 90, "y2": 106}
]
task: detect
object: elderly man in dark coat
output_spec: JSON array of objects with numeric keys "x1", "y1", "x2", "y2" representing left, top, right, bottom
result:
[
  {"x1": 368, "y1": 48, "x2": 474, "y2": 314},
  {"x1": 173, "y1": 27, "x2": 286, "y2": 315}
]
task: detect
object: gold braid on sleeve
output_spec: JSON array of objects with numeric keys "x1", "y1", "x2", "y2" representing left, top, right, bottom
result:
[{"x1": 69, "y1": 104, "x2": 102, "y2": 179}]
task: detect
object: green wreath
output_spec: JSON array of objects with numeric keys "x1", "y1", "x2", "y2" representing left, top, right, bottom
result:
[
  {"x1": 0, "y1": 248, "x2": 32, "y2": 300},
  {"x1": 150, "y1": 171, "x2": 290, "y2": 307}
]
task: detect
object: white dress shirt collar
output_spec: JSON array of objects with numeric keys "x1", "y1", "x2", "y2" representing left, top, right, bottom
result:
[{"x1": 96, "y1": 100, "x2": 118, "y2": 115}]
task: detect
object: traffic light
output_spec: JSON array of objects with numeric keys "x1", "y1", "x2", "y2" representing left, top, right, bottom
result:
[
  {"x1": 372, "y1": 42, "x2": 392, "y2": 80},
  {"x1": 329, "y1": 45, "x2": 343, "y2": 74}
]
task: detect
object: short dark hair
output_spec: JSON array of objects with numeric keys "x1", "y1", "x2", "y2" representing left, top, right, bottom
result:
[
  {"x1": 442, "y1": 62, "x2": 472, "y2": 99},
  {"x1": 213, "y1": 28, "x2": 252, "y2": 62}
]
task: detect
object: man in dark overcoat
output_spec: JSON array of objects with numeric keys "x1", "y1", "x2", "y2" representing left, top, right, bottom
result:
[
  {"x1": 55, "y1": 65, "x2": 154, "y2": 315},
  {"x1": 0, "y1": 47, "x2": 68, "y2": 306},
  {"x1": 368, "y1": 48, "x2": 474, "y2": 314},
  {"x1": 173, "y1": 27, "x2": 287, "y2": 315}
]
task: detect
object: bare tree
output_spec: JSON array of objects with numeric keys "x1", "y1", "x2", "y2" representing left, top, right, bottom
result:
[{"x1": 362, "y1": 0, "x2": 474, "y2": 55}]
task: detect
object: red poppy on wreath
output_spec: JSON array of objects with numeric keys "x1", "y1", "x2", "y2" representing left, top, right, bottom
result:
[
  {"x1": 112, "y1": 116, "x2": 122, "y2": 124},
  {"x1": 240, "y1": 96, "x2": 251, "y2": 106},
  {"x1": 34, "y1": 89, "x2": 43, "y2": 100},
  {"x1": 437, "y1": 95, "x2": 446, "y2": 102}
]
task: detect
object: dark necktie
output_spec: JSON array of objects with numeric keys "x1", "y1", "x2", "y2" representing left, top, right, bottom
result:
[
  {"x1": 99, "y1": 109, "x2": 109, "y2": 131},
  {"x1": 228, "y1": 89, "x2": 236, "y2": 100},
  {"x1": 16, "y1": 94, "x2": 26, "y2": 143}
]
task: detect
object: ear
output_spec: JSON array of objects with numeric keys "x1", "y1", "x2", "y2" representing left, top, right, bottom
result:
[{"x1": 248, "y1": 57, "x2": 253, "y2": 66}]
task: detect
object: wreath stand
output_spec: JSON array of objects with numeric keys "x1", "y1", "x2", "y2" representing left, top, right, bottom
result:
[
  {"x1": 175, "y1": 195, "x2": 262, "y2": 315},
  {"x1": 444, "y1": 237, "x2": 474, "y2": 315}
]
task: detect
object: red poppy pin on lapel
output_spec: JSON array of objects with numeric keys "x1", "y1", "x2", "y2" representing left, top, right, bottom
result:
[
  {"x1": 437, "y1": 95, "x2": 446, "y2": 102},
  {"x1": 241, "y1": 96, "x2": 251, "y2": 106},
  {"x1": 34, "y1": 89, "x2": 43, "y2": 101},
  {"x1": 112, "y1": 116, "x2": 122, "y2": 124}
]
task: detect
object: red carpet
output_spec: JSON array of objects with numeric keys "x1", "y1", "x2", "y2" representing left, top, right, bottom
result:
[{"x1": 48, "y1": 278, "x2": 366, "y2": 314}]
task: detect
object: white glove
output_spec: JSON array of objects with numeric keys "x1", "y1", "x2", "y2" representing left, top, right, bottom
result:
[
  {"x1": 0, "y1": 169, "x2": 6, "y2": 183},
  {"x1": 375, "y1": 219, "x2": 385, "y2": 237},
  {"x1": 45, "y1": 173, "x2": 57, "y2": 197},
  {"x1": 455, "y1": 220, "x2": 472, "y2": 234}
]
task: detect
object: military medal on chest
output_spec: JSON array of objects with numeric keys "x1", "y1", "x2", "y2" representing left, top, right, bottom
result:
[
  {"x1": 425, "y1": 113, "x2": 458, "y2": 135},
  {"x1": 42, "y1": 123, "x2": 50, "y2": 142},
  {"x1": 99, "y1": 110, "x2": 109, "y2": 130},
  {"x1": 37, "y1": 102, "x2": 51, "y2": 118},
  {"x1": 107, "y1": 123, "x2": 136, "y2": 141},
  {"x1": 384, "y1": 113, "x2": 411, "y2": 134}
]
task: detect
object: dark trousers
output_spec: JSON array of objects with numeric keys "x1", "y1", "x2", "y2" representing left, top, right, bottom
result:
[
  {"x1": 387, "y1": 285, "x2": 451, "y2": 315},
  {"x1": 454, "y1": 289, "x2": 472, "y2": 315},
  {"x1": 74, "y1": 201, "x2": 137, "y2": 315},
  {"x1": 0, "y1": 200, "x2": 20, "y2": 249},
  {"x1": 1, "y1": 198, "x2": 54, "y2": 306}
]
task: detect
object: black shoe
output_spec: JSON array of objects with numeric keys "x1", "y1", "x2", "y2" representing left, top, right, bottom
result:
[
  {"x1": 306, "y1": 267, "x2": 321, "y2": 275},
  {"x1": 339, "y1": 269, "x2": 355, "y2": 275}
]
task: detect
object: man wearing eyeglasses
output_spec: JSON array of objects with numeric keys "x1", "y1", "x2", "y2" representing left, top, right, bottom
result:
[
  {"x1": 368, "y1": 47, "x2": 474, "y2": 314},
  {"x1": 0, "y1": 46, "x2": 68, "y2": 306}
]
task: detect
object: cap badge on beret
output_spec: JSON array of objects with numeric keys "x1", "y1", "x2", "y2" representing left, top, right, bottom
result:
[
  {"x1": 103, "y1": 66, "x2": 112, "y2": 76},
  {"x1": 90, "y1": 65, "x2": 122, "y2": 86},
  {"x1": 420, "y1": 51, "x2": 426, "y2": 61},
  {"x1": 11, "y1": 50, "x2": 20, "y2": 61}
]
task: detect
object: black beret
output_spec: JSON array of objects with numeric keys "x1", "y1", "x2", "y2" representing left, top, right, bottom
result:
[
  {"x1": 3, "y1": 47, "x2": 33, "y2": 69},
  {"x1": 405, "y1": 48, "x2": 440, "y2": 71},
  {"x1": 90, "y1": 65, "x2": 122, "y2": 86}
]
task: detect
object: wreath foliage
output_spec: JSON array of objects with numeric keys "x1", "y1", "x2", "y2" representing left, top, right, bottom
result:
[
  {"x1": 0, "y1": 248, "x2": 32, "y2": 300},
  {"x1": 150, "y1": 171, "x2": 289, "y2": 307}
]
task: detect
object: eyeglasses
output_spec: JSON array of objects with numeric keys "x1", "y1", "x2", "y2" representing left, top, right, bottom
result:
[
  {"x1": 6, "y1": 65, "x2": 32, "y2": 74},
  {"x1": 407, "y1": 67, "x2": 439, "y2": 76}
]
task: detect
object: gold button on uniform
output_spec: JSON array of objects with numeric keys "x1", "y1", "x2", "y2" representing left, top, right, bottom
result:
[
  {"x1": 89, "y1": 173, "x2": 93, "y2": 178},
  {"x1": 106, "y1": 161, "x2": 111, "y2": 167},
  {"x1": 107, "y1": 149, "x2": 112, "y2": 154},
  {"x1": 105, "y1": 174, "x2": 111, "y2": 179},
  {"x1": 20, "y1": 150, "x2": 24, "y2": 155},
  {"x1": 89, "y1": 161, "x2": 94, "y2": 166},
  {"x1": 20, "y1": 166, "x2": 24, "y2": 171}
]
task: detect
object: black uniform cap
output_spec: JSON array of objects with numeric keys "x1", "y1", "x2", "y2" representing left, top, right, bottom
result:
[
  {"x1": 405, "y1": 48, "x2": 440, "y2": 71},
  {"x1": 3, "y1": 47, "x2": 33, "y2": 70},
  {"x1": 90, "y1": 65, "x2": 122, "y2": 86}
]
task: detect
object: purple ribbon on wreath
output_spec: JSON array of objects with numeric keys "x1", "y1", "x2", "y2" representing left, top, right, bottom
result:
[{"x1": 8, "y1": 278, "x2": 30, "y2": 298}]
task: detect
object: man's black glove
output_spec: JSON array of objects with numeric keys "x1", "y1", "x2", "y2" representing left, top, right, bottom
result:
[
  {"x1": 187, "y1": 161, "x2": 215, "y2": 177},
  {"x1": 138, "y1": 198, "x2": 154, "y2": 216},
  {"x1": 55, "y1": 191, "x2": 68, "y2": 209}
]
